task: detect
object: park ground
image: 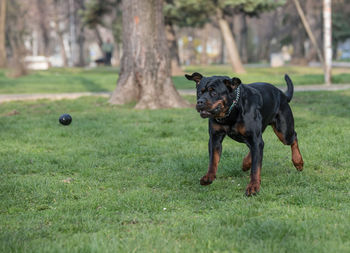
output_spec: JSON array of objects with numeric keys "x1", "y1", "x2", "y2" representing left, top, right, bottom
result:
[
  {"x1": 1, "y1": 65, "x2": 350, "y2": 94},
  {"x1": 0, "y1": 66, "x2": 350, "y2": 252}
]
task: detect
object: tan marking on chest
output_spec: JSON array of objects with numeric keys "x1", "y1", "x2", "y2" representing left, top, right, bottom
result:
[
  {"x1": 212, "y1": 123, "x2": 229, "y2": 133},
  {"x1": 235, "y1": 123, "x2": 246, "y2": 135}
]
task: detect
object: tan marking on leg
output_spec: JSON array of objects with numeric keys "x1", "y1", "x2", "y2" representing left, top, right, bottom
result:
[
  {"x1": 242, "y1": 152, "x2": 251, "y2": 171},
  {"x1": 200, "y1": 149, "x2": 220, "y2": 186},
  {"x1": 246, "y1": 166, "x2": 261, "y2": 196},
  {"x1": 210, "y1": 150, "x2": 220, "y2": 174},
  {"x1": 291, "y1": 139, "x2": 304, "y2": 171}
]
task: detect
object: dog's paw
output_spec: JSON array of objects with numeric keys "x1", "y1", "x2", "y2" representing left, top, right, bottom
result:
[
  {"x1": 293, "y1": 158, "x2": 304, "y2": 171},
  {"x1": 245, "y1": 181, "x2": 260, "y2": 196},
  {"x1": 200, "y1": 174, "x2": 216, "y2": 186}
]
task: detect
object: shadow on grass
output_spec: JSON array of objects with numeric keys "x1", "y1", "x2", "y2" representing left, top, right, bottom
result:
[{"x1": 67, "y1": 76, "x2": 110, "y2": 92}]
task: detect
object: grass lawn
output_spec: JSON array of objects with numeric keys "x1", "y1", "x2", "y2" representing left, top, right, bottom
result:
[
  {"x1": 0, "y1": 67, "x2": 118, "y2": 94},
  {"x1": 1, "y1": 65, "x2": 350, "y2": 93},
  {"x1": 0, "y1": 89, "x2": 349, "y2": 252}
]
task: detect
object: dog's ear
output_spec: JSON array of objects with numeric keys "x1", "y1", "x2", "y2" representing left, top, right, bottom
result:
[
  {"x1": 185, "y1": 72, "x2": 203, "y2": 86},
  {"x1": 224, "y1": 77, "x2": 241, "y2": 91}
]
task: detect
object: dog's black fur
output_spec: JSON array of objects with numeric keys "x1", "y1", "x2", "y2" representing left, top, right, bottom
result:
[{"x1": 185, "y1": 72, "x2": 304, "y2": 196}]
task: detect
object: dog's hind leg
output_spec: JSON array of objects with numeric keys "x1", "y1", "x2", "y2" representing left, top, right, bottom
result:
[{"x1": 271, "y1": 103, "x2": 304, "y2": 171}]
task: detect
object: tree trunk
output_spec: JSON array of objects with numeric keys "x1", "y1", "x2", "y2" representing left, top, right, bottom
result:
[
  {"x1": 7, "y1": 0, "x2": 27, "y2": 77},
  {"x1": 216, "y1": 8, "x2": 246, "y2": 74},
  {"x1": 219, "y1": 34, "x2": 225, "y2": 64},
  {"x1": 200, "y1": 24, "x2": 209, "y2": 65},
  {"x1": 232, "y1": 14, "x2": 248, "y2": 63},
  {"x1": 76, "y1": 0, "x2": 86, "y2": 67},
  {"x1": 323, "y1": 0, "x2": 332, "y2": 85},
  {"x1": 8, "y1": 33, "x2": 27, "y2": 77},
  {"x1": 109, "y1": 0, "x2": 189, "y2": 109},
  {"x1": 53, "y1": 1, "x2": 68, "y2": 67},
  {"x1": 239, "y1": 14, "x2": 248, "y2": 64},
  {"x1": 165, "y1": 22, "x2": 183, "y2": 76},
  {"x1": 77, "y1": 31, "x2": 85, "y2": 66},
  {"x1": 57, "y1": 30, "x2": 68, "y2": 67},
  {"x1": 69, "y1": 0, "x2": 77, "y2": 66},
  {"x1": 94, "y1": 26, "x2": 103, "y2": 49},
  {"x1": 0, "y1": 0, "x2": 7, "y2": 67},
  {"x1": 36, "y1": 0, "x2": 50, "y2": 57},
  {"x1": 293, "y1": 0, "x2": 324, "y2": 64},
  {"x1": 305, "y1": 0, "x2": 322, "y2": 62},
  {"x1": 187, "y1": 30, "x2": 196, "y2": 65}
]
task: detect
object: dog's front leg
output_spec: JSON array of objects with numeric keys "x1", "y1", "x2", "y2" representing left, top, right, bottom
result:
[
  {"x1": 245, "y1": 135, "x2": 264, "y2": 196},
  {"x1": 200, "y1": 126, "x2": 226, "y2": 186}
]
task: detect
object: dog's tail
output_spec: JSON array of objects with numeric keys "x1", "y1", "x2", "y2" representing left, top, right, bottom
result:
[{"x1": 284, "y1": 74, "x2": 294, "y2": 103}]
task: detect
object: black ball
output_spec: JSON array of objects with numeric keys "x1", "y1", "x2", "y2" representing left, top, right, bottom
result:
[{"x1": 59, "y1": 114, "x2": 72, "y2": 126}]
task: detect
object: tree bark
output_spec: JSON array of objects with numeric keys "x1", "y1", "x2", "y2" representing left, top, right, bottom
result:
[
  {"x1": 0, "y1": 0, "x2": 7, "y2": 67},
  {"x1": 216, "y1": 8, "x2": 246, "y2": 74},
  {"x1": 109, "y1": 0, "x2": 188, "y2": 109}
]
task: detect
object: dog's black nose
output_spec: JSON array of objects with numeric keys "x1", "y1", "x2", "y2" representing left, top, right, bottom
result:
[{"x1": 197, "y1": 99, "x2": 205, "y2": 107}]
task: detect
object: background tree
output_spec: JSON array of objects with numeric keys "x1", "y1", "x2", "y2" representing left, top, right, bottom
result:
[
  {"x1": 82, "y1": 0, "x2": 114, "y2": 49},
  {"x1": 109, "y1": 0, "x2": 188, "y2": 109},
  {"x1": 166, "y1": 0, "x2": 284, "y2": 73},
  {"x1": 217, "y1": 0, "x2": 285, "y2": 73},
  {"x1": 81, "y1": 0, "x2": 122, "y2": 65},
  {"x1": 0, "y1": 0, "x2": 6, "y2": 67},
  {"x1": 6, "y1": 0, "x2": 29, "y2": 77},
  {"x1": 53, "y1": 0, "x2": 68, "y2": 67},
  {"x1": 164, "y1": 0, "x2": 210, "y2": 74},
  {"x1": 332, "y1": 0, "x2": 350, "y2": 58},
  {"x1": 35, "y1": 0, "x2": 51, "y2": 57},
  {"x1": 69, "y1": 0, "x2": 87, "y2": 67}
]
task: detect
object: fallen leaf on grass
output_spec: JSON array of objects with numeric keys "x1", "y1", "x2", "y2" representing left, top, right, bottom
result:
[{"x1": 62, "y1": 177, "x2": 74, "y2": 183}]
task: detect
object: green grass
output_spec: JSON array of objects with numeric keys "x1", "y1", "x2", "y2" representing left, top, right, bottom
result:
[
  {"x1": 1, "y1": 65, "x2": 350, "y2": 93},
  {"x1": 0, "y1": 67, "x2": 118, "y2": 94},
  {"x1": 0, "y1": 89, "x2": 350, "y2": 252}
]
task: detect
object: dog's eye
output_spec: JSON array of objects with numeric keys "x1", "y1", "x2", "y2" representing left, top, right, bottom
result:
[{"x1": 210, "y1": 90, "x2": 217, "y2": 97}]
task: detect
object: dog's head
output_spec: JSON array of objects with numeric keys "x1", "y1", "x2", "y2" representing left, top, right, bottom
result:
[{"x1": 185, "y1": 72, "x2": 241, "y2": 119}]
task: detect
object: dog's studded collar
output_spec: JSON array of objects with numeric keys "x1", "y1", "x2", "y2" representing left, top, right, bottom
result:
[{"x1": 215, "y1": 86, "x2": 241, "y2": 123}]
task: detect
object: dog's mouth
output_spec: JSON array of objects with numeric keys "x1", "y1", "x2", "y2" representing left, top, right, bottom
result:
[
  {"x1": 197, "y1": 104, "x2": 225, "y2": 119},
  {"x1": 199, "y1": 109, "x2": 212, "y2": 118}
]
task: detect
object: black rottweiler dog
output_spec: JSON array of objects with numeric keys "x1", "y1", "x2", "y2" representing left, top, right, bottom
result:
[{"x1": 185, "y1": 72, "x2": 304, "y2": 196}]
